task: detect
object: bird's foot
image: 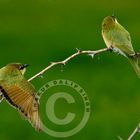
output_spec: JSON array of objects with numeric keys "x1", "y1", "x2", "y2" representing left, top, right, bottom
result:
[
  {"x1": 108, "y1": 46, "x2": 114, "y2": 52},
  {"x1": 0, "y1": 93, "x2": 4, "y2": 103},
  {"x1": 134, "y1": 52, "x2": 140, "y2": 58}
]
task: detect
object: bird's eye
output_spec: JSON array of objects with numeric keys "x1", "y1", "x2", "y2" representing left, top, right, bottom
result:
[
  {"x1": 19, "y1": 65, "x2": 24, "y2": 70},
  {"x1": 19, "y1": 64, "x2": 29, "y2": 70}
]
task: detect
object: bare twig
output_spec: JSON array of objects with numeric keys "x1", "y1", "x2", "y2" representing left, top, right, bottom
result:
[
  {"x1": 117, "y1": 136, "x2": 124, "y2": 140},
  {"x1": 28, "y1": 48, "x2": 110, "y2": 82},
  {"x1": 127, "y1": 123, "x2": 140, "y2": 140},
  {"x1": 27, "y1": 47, "x2": 140, "y2": 139}
]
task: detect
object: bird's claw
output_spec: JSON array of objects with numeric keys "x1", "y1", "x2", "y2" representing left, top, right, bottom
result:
[
  {"x1": 0, "y1": 93, "x2": 4, "y2": 103},
  {"x1": 109, "y1": 46, "x2": 114, "y2": 52}
]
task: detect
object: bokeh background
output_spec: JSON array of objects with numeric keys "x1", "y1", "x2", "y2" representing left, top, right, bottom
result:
[{"x1": 0, "y1": 0, "x2": 140, "y2": 140}]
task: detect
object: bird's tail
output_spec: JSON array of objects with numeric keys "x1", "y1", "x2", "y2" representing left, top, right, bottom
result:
[{"x1": 128, "y1": 56, "x2": 140, "y2": 78}]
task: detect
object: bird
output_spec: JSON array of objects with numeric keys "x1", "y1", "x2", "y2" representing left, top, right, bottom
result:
[
  {"x1": 102, "y1": 16, "x2": 140, "y2": 78},
  {"x1": 0, "y1": 63, "x2": 42, "y2": 131}
]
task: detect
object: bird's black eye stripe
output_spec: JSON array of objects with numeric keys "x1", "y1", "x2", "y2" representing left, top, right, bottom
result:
[
  {"x1": 19, "y1": 65, "x2": 24, "y2": 70},
  {"x1": 111, "y1": 16, "x2": 116, "y2": 21},
  {"x1": 19, "y1": 66, "x2": 24, "y2": 70},
  {"x1": 19, "y1": 64, "x2": 29, "y2": 70}
]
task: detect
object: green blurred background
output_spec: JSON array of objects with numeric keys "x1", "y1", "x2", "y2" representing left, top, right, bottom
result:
[{"x1": 0, "y1": 0, "x2": 140, "y2": 139}]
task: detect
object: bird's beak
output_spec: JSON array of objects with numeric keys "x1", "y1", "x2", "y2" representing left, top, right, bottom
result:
[
  {"x1": 111, "y1": 12, "x2": 115, "y2": 17},
  {"x1": 23, "y1": 64, "x2": 29, "y2": 68},
  {"x1": 111, "y1": 13, "x2": 116, "y2": 20}
]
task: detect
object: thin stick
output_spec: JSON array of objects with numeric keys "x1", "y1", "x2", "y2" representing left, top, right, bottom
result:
[
  {"x1": 27, "y1": 47, "x2": 140, "y2": 139},
  {"x1": 117, "y1": 136, "x2": 124, "y2": 140},
  {"x1": 127, "y1": 123, "x2": 140, "y2": 140},
  {"x1": 28, "y1": 48, "x2": 110, "y2": 82}
]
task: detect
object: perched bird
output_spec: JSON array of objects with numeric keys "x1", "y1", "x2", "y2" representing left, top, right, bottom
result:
[
  {"x1": 0, "y1": 63, "x2": 42, "y2": 131},
  {"x1": 102, "y1": 16, "x2": 140, "y2": 78}
]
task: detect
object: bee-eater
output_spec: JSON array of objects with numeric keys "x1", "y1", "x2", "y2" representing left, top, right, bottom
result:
[
  {"x1": 0, "y1": 63, "x2": 42, "y2": 131},
  {"x1": 102, "y1": 16, "x2": 140, "y2": 78}
]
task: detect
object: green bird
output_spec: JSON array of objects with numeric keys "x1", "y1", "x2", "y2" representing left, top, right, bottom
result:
[
  {"x1": 102, "y1": 16, "x2": 140, "y2": 78},
  {"x1": 0, "y1": 63, "x2": 42, "y2": 131}
]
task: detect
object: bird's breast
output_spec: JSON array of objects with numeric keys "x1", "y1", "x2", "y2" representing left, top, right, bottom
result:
[{"x1": 102, "y1": 31, "x2": 112, "y2": 48}]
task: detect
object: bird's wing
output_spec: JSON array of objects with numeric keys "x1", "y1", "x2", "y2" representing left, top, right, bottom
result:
[
  {"x1": 0, "y1": 80, "x2": 42, "y2": 131},
  {"x1": 111, "y1": 27, "x2": 135, "y2": 55}
]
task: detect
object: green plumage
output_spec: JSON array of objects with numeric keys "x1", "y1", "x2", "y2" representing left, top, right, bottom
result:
[
  {"x1": 102, "y1": 16, "x2": 140, "y2": 78},
  {"x1": 0, "y1": 63, "x2": 42, "y2": 131}
]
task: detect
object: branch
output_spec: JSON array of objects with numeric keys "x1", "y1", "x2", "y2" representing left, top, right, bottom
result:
[
  {"x1": 117, "y1": 136, "x2": 124, "y2": 140},
  {"x1": 127, "y1": 123, "x2": 140, "y2": 140},
  {"x1": 27, "y1": 47, "x2": 140, "y2": 139},
  {"x1": 28, "y1": 47, "x2": 110, "y2": 82}
]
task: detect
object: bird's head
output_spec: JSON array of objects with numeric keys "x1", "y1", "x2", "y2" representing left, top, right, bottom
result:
[
  {"x1": 6, "y1": 63, "x2": 29, "y2": 75},
  {"x1": 102, "y1": 16, "x2": 118, "y2": 30}
]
